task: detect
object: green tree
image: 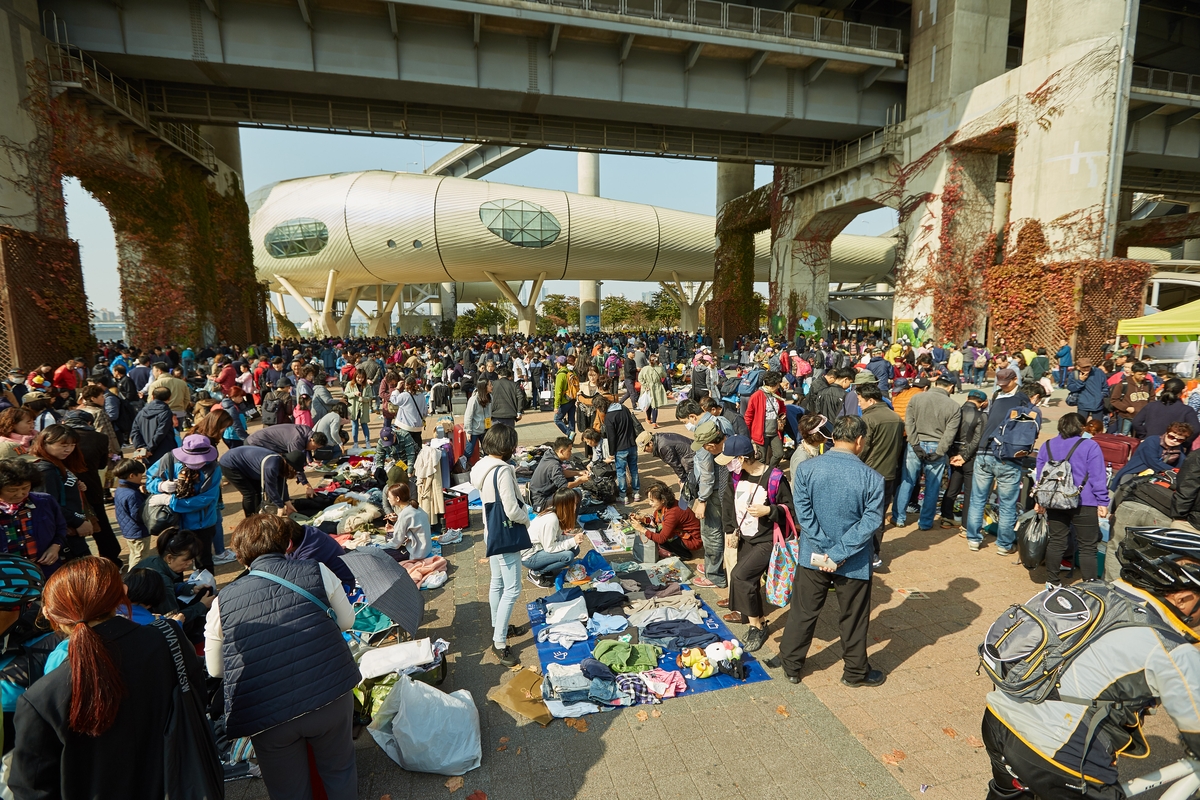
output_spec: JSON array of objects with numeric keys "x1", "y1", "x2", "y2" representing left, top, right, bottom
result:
[
  {"x1": 601, "y1": 295, "x2": 633, "y2": 330},
  {"x1": 753, "y1": 291, "x2": 768, "y2": 329},
  {"x1": 540, "y1": 293, "x2": 579, "y2": 329},
  {"x1": 649, "y1": 290, "x2": 680, "y2": 328},
  {"x1": 629, "y1": 301, "x2": 652, "y2": 330},
  {"x1": 473, "y1": 301, "x2": 513, "y2": 333},
  {"x1": 453, "y1": 309, "x2": 478, "y2": 339},
  {"x1": 536, "y1": 317, "x2": 558, "y2": 337}
]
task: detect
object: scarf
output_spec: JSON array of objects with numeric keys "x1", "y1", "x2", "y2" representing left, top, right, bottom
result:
[
  {"x1": 0, "y1": 498, "x2": 39, "y2": 558},
  {"x1": 0, "y1": 433, "x2": 32, "y2": 451}
]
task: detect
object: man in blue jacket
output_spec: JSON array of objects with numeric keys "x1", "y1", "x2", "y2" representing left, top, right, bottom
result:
[
  {"x1": 777, "y1": 415, "x2": 885, "y2": 687},
  {"x1": 1065, "y1": 358, "x2": 1108, "y2": 424},
  {"x1": 1054, "y1": 339, "x2": 1073, "y2": 388}
]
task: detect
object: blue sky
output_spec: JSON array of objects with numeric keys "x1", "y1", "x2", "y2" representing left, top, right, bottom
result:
[{"x1": 65, "y1": 128, "x2": 897, "y2": 320}]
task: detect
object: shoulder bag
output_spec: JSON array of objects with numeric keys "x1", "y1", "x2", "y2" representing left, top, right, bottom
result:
[
  {"x1": 484, "y1": 466, "x2": 532, "y2": 556},
  {"x1": 152, "y1": 618, "x2": 226, "y2": 800}
]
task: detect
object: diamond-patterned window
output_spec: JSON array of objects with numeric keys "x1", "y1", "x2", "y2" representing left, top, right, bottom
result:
[
  {"x1": 265, "y1": 218, "x2": 329, "y2": 258},
  {"x1": 479, "y1": 199, "x2": 561, "y2": 248}
]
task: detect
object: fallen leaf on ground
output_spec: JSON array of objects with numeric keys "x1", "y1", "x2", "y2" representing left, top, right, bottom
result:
[
  {"x1": 635, "y1": 710, "x2": 649, "y2": 722},
  {"x1": 942, "y1": 727, "x2": 957, "y2": 738},
  {"x1": 466, "y1": 792, "x2": 487, "y2": 800},
  {"x1": 967, "y1": 736, "x2": 985, "y2": 748},
  {"x1": 445, "y1": 776, "x2": 463, "y2": 792},
  {"x1": 496, "y1": 745, "x2": 507, "y2": 752},
  {"x1": 381, "y1": 795, "x2": 392, "y2": 800},
  {"x1": 775, "y1": 705, "x2": 789, "y2": 718},
  {"x1": 478, "y1": 558, "x2": 488, "y2": 564},
  {"x1": 499, "y1": 736, "x2": 509, "y2": 744},
  {"x1": 565, "y1": 717, "x2": 589, "y2": 732},
  {"x1": 516, "y1": 747, "x2": 522, "y2": 755},
  {"x1": 882, "y1": 749, "x2": 907, "y2": 766},
  {"x1": 651, "y1": 709, "x2": 662, "y2": 718}
]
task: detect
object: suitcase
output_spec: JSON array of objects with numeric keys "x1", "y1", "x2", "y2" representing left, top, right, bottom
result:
[
  {"x1": 1093, "y1": 433, "x2": 1139, "y2": 472},
  {"x1": 539, "y1": 390, "x2": 553, "y2": 412},
  {"x1": 452, "y1": 423, "x2": 466, "y2": 462}
]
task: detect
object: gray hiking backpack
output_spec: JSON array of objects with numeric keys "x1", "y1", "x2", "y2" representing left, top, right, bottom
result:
[{"x1": 1032, "y1": 439, "x2": 1085, "y2": 510}]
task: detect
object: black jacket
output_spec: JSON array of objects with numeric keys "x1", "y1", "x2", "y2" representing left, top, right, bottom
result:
[
  {"x1": 32, "y1": 460, "x2": 86, "y2": 530},
  {"x1": 130, "y1": 400, "x2": 175, "y2": 464},
  {"x1": 11, "y1": 617, "x2": 212, "y2": 800},
  {"x1": 604, "y1": 405, "x2": 639, "y2": 453},
  {"x1": 652, "y1": 432, "x2": 695, "y2": 483},
  {"x1": 808, "y1": 377, "x2": 847, "y2": 426},
  {"x1": 489, "y1": 378, "x2": 523, "y2": 419},
  {"x1": 951, "y1": 402, "x2": 987, "y2": 461},
  {"x1": 1172, "y1": 448, "x2": 1200, "y2": 529}
]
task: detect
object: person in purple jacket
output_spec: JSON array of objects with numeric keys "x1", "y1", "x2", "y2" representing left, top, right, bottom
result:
[
  {"x1": 0, "y1": 458, "x2": 67, "y2": 576},
  {"x1": 1034, "y1": 413, "x2": 1110, "y2": 587}
]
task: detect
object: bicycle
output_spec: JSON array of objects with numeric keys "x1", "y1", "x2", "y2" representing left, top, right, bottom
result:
[{"x1": 1121, "y1": 757, "x2": 1200, "y2": 799}]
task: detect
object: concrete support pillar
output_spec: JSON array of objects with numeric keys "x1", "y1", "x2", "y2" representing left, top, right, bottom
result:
[
  {"x1": 440, "y1": 282, "x2": 458, "y2": 330},
  {"x1": 716, "y1": 163, "x2": 755, "y2": 209},
  {"x1": 1185, "y1": 202, "x2": 1200, "y2": 261},
  {"x1": 993, "y1": 182, "x2": 1011, "y2": 234},
  {"x1": 486, "y1": 271, "x2": 546, "y2": 336},
  {"x1": 906, "y1": 0, "x2": 1012, "y2": 119},
  {"x1": 659, "y1": 275, "x2": 712, "y2": 334},
  {"x1": 578, "y1": 152, "x2": 601, "y2": 331},
  {"x1": 198, "y1": 125, "x2": 243, "y2": 178},
  {"x1": 367, "y1": 284, "x2": 404, "y2": 336}
]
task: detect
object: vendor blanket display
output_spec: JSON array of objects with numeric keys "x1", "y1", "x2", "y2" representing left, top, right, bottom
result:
[{"x1": 531, "y1": 591, "x2": 770, "y2": 705}]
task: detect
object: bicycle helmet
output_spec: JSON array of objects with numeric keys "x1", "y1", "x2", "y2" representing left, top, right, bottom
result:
[
  {"x1": 1118, "y1": 526, "x2": 1200, "y2": 598},
  {"x1": 0, "y1": 554, "x2": 44, "y2": 608}
]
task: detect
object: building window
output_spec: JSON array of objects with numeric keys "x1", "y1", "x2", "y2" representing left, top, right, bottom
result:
[
  {"x1": 265, "y1": 218, "x2": 329, "y2": 258},
  {"x1": 479, "y1": 199, "x2": 561, "y2": 248}
]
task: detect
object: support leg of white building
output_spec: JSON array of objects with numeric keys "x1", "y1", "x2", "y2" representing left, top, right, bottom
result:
[
  {"x1": 659, "y1": 273, "x2": 712, "y2": 334},
  {"x1": 486, "y1": 271, "x2": 546, "y2": 336},
  {"x1": 367, "y1": 284, "x2": 404, "y2": 337},
  {"x1": 440, "y1": 282, "x2": 458, "y2": 329},
  {"x1": 274, "y1": 274, "x2": 322, "y2": 333},
  {"x1": 337, "y1": 287, "x2": 362, "y2": 337}
]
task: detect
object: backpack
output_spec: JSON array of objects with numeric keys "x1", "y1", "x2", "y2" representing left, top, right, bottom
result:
[
  {"x1": 731, "y1": 467, "x2": 784, "y2": 504},
  {"x1": 1033, "y1": 439, "x2": 1085, "y2": 510},
  {"x1": 979, "y1": 582, "x2": 1180, "y2": 776},
  {"x1": 260, "y1": 393, "x2": 282, "y2": 426},
  {"x1": 973, "y1": 353, "x2": 988, "y2": 369},
  {"x1": 566, "y1": 373, "x2": 580, "y2": 400},
  {"x1": 737, "y1": 368, "x2": 765, "y2": 398},
  {"x1": 718, "y1": 375, "x2": 741, "y2": 399},
  {"x1": 990, "y1": 404, "x2": 1039, "y2": 461},
  {"x1": 794, "y1": 358, "x2": 812, "y2": 378},
  {"x1": 767, "y1": 353, "x2": 781, "y2": 371},
  {"x1": 605, "y1": 355, "x2": 622, "y2": 378}
]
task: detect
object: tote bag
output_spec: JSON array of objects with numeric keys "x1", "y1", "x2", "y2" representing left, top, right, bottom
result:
[
  {"x1": 764, "y1": 507, "x2": 800, "y2": 608},
  {"x1": 153, "y1": 619, "x2": 225, "y2": 800},
  {"x1": 484, "y1": 467, "x2": 532, "y2": 557}
]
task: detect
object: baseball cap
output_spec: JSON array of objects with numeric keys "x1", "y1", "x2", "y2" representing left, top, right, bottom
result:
[
  {"x1": 853, "y1": 370, "x2": 877, "y2": 385},
  {"x1": 715, "y1": 435, "x2": 754, "y2": 465},
  {"x1": 556, "y1": 356, "x2": 567, "y2": 365},
  {"x1": 995, "y1": 367, "x2": 1018, "y2": 383},
  {"x1": 690, "y1": 421, "x2": 725, "y2": 451},
  {"x1": 913, "y1": 377, "x2": 930, "y2": 389},
  {"x1": 966, "y1": 389, "x2": 988, "y2": 402}
]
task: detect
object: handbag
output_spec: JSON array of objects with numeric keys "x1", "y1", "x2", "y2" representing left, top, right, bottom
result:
[
  {"x1": 152, "y1": 618, "x2": 225, "y2": 800},
  {"x1": 764, "y1": 506, "x2": 800, "y2": 607},
  {"x1": 484, "y1": 466, "x2": 532, "y2": 557}
]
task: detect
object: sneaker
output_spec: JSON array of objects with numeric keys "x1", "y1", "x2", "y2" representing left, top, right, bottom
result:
[
  {"x1": 213, "y1": 549, "x2": 238, "y2": 565},
  {"x1": 968, "y1": 540, "x2": 982, "y2": 551},
  {"x1": 939, "y1": 517, "x2": 957, "y2": 529},
  {"x1": 691, "y1": 575, "x2": 718, "y2": 588},
  {"x1": 871, "y1": 556, "x2": 883, "y2": 569},
  {"x1": 996, "y1": 546, "x2": 1016, "y2": 556},
  {"x1": 632, "y1": 492, "x2": 641, "y2": 502},
  {"x1": 743, "y1": 625, "x2": 768, "y2": 652},
  {"x1": 492, "y1": 645, "x2": 519, "y2": 667},
  {"x1": 526, "y1": 570, "x2": 555, "y2": 589},
  {"x1": 841, "y1": 669, "x2": 887, "y2": 688}
]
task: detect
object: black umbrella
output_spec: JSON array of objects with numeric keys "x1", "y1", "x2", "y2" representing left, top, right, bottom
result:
[{"x1": 340, "y1": 549, "x2": 425, "y2": 636}]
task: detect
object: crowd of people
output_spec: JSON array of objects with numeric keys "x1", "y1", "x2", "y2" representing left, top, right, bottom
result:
[{"x1": 0, "y1": 324, "x2": 1197, "y2": 800}]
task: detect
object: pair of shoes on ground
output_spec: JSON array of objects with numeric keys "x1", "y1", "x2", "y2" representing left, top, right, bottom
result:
[
  {"x1": 526, "y1": 569, "x2": 555, "y2": 589},
  {"x1": 781, "y1": 667, "x2": 886, "y2": 687}
]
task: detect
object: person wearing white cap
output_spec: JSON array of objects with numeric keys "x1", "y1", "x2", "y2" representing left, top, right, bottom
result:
[{"x1": 145, "y1": 433, "x2": 223, "y2": 571}]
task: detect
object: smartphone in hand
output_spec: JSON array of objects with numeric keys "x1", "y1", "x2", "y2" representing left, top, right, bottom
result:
[{"x1": 809, "y1": 553, "x2": 837, "y2": 570}]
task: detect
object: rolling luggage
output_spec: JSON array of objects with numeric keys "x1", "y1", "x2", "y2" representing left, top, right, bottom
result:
[{"x1": 1092, "y1": 433, "x2": 1139, "y2": 472}]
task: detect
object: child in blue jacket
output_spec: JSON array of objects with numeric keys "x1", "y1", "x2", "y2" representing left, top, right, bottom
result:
[{"x1": 112, "y1": 458, "x2": 150, "y2": 568}]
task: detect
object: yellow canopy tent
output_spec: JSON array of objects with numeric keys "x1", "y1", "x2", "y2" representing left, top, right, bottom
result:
[{"x1": 1116, "y1": 298, "x2": 1200, "y2": 344}]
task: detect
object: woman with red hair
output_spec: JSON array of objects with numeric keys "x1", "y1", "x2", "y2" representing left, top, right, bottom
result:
[{"x1": 9, "y1": 556, "x2": 219, "y2": 799}]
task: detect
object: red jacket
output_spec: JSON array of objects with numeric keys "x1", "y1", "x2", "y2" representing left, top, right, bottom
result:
[
  {"x1": 52, "y1": 365, "x2": 77, "y2": 391},
  {"x1": 743, "y1": 389, "x2": 786, "y2": 446}
]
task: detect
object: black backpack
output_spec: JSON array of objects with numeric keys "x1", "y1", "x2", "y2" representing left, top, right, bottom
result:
[{"x1": 260, "y1": 393, "x2": 282, "y2": 426}]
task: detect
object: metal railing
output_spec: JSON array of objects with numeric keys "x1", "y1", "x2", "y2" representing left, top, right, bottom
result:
[
  {"x1": 1131, "y1": 65, "x2": 1200, "y2": 97},
  {"x1": 42, "y1": 22, "x2": 217, "y2": 172},
  {"x1": 526, "y1": 0, "x2": 903, "y2": 53},
  {"x1": 824, "y1": 123, "x2": 902, "y2": 174}
]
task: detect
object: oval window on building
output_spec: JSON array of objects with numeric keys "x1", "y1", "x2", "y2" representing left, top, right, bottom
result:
[
  {"x1": 479, "y1": 199, "x2": 561, "y2": 248},
  {"x1": 264, "y1": 218, "x2": 329, "y2": 258}
]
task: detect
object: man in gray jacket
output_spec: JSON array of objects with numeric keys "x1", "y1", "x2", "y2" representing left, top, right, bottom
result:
[
  {"x1": 894, "y1": 376, "x2": 961, "y2": 530},
  {"x1": 488, "y1": 368, "x2": 524, "y2": 428}
]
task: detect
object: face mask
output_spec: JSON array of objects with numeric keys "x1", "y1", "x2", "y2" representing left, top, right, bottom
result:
[
  {"x1": 685, "y1": 422, "x2": 696, "y2": 432},
  {"x1": 726, "y1": 456, "x2": 744, "y2": 474}
]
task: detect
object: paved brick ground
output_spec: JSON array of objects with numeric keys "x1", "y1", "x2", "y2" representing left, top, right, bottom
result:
[{"x1": 108, "y1": 391, "x2": 1188, "y2": 800}]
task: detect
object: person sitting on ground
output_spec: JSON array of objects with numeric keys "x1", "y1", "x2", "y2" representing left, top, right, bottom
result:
[
  {"x1": 629, "y1": 483, "x2": 702, "y2": 561},
  {"x1": 384, "y1": 482, "x2": 433, "y2": 562},
  {"x1": 522, "y1": 488, "x2": 584, "y2": 588},
  {"x1": 121, "y1": 568, "x2": 169, "y2": 625},
  {"x1": 133, "y1": 527, "x2": 213, "y2": 641},
  {"x1": 1110, "y1": 422, "x2": 1194, "y2": 490},
  {"x1": 528, "y1": 436, "x2": 591, "y2": 512},
  {"x1": 581, "y1": 427, "x2": 611, "y2": 465}
]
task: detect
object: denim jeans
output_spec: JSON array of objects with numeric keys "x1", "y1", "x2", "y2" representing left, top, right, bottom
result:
[
  {"x1": 522, "y1": 546, "x2": 578, "y2": 576},
  {"x1": 965, "y1": 454, "x2": 1024, "y2": 549},
  {"x1": 351, "y1": 419, "x2": 370, "y2": 444},
  {"x1": 489, "y1": 551, "x2": 522, "y2": 648},
  {"x1": 1056, "y1": 366, "x2": 1071, "y2": 388},
  {"x1": 554, "y1": 400, "x2": 575, "y2": 437},
  {"x1": 464, "y1": 433, "x2": 482, "y2": 458},
  {"x1": 614, "y1": 447, "x2": 640, "y2": 496},
  {"x1": 893, "y1": 442, "x2": 947, "y2": 530}
]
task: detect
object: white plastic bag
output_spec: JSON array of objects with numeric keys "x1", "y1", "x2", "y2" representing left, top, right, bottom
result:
[
  {"x1": 637, "y1": 391, "x2": 652, "y2": 412},
  {"x1": 368, "y1": 676, "x2": 482, "y2": 776},
  {"x1": 358, "y1": 638, "x2": 435, "y2": 680}
]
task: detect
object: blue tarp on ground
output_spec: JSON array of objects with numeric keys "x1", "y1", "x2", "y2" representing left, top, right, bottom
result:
[{"x1": 530, "y1": 589, "x2": 771, "y2": 701}]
